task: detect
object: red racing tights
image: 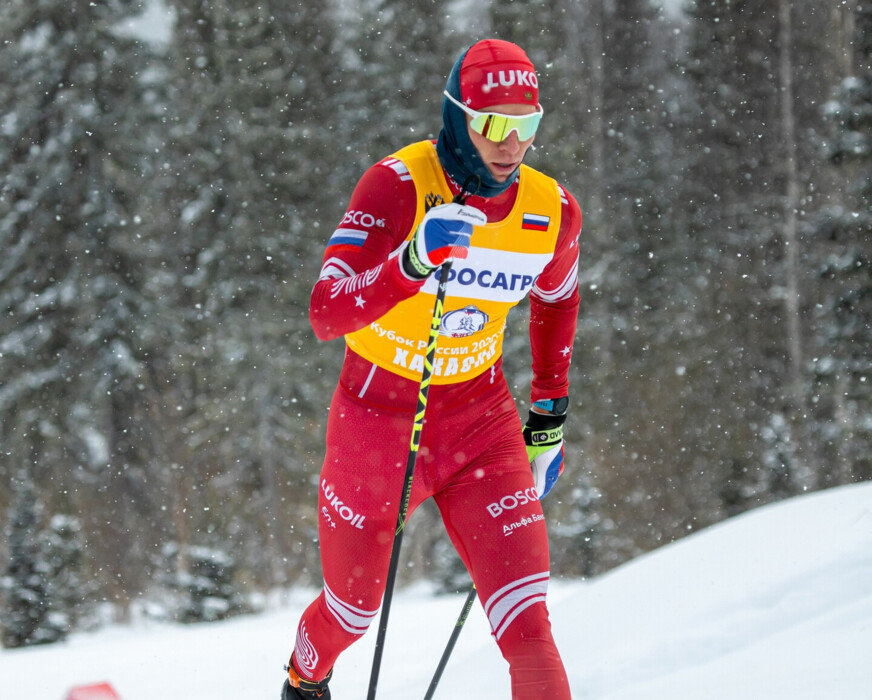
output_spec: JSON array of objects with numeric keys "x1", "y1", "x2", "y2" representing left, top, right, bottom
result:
[{"x1": 291, "y1": 350, "x2": 570, "y2": 699}]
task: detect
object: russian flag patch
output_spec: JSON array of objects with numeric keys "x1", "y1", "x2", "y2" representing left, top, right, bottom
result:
[
  {"x1": 326, "y1": 228, "x2": 368, "y2": 249},
  {"x1": 522, "y1": 213, "x2": 550, "y2": 231}
]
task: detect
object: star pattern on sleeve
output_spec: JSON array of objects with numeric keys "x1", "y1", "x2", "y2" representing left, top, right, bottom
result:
[
  {"x1": 355, "y1": 294, "x2": 366, "y2": 309},
  {"x1": 560, "y1": 345, "x2": 572, "y2": 356}
]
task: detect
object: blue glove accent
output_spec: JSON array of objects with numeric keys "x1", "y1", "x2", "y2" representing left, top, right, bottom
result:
[{"x1": 532, "y1": 443, "x2": 565, "y2": 499}]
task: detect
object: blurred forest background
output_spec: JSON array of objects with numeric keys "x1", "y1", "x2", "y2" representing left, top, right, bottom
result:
[{"x1": 1, "y1": 0, "x2": 870, "y2": 647}]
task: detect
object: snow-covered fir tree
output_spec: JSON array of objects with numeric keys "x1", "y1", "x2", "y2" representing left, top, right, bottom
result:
[{"x1": 1, "y1": 471, "x2": 64, "y2": 647}]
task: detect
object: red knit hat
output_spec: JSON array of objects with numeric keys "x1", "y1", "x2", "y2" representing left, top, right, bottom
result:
[{"x1": 459, "y1": 39, "x2": 539, "y2": 110}]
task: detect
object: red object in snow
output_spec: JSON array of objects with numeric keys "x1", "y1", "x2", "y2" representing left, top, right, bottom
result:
[{"x1": 65, "y1": 682, "x2": 121, "y2": 700}]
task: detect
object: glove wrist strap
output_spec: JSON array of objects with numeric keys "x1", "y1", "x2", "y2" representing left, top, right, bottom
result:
[
  {"x1": 402, "y1": 241, "x2": 433, "y2": 279},
  {"x1": 528, "y1": 424, "x2": 564, "y2": 445},
  {"x1": 525, "y1": 409, "x2": 567, "y2": 432}
]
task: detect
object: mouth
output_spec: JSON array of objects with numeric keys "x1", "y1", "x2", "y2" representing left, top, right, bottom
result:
[{"x1": 490, "y1": 161, "x2": 519, "y2": 177}]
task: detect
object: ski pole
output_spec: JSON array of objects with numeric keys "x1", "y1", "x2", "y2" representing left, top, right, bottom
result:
[
  {"x1": 367, "y1": 179, "x2": 480, "y2": 700},
  {"x1": 366, "y1": 257, "x2": 452, "y2": 700},
  {"x1": 423, "y1": 583, "x2": 477, "y2": 700}
]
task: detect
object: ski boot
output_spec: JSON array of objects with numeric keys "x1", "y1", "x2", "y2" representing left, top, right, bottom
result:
[{"x1": 281, "y1": 660, "x2": 332, "y2": 700}]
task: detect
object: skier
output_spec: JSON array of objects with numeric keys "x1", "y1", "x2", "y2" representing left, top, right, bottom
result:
[{"x1": 282, "y1": 39, "x2": 581, "y2": 699}]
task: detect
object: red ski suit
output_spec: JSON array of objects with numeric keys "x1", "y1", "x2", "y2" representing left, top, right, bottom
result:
[{"x1": 293, "y1": 141, "x2": 580, "y2": 699}]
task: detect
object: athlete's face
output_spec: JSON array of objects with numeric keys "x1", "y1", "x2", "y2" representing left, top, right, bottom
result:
[{"x1": 466, "y1": 103, "x2": 538, "y2": 183}]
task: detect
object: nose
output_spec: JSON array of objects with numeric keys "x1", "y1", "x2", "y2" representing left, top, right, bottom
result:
[{"x1": 499, "y1": 130, "x2": 522, "y2": 151}]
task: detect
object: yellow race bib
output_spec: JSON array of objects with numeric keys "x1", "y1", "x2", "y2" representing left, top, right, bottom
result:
[{"x1": 345, "y1": 141, "x2": 562, "y2": 384}]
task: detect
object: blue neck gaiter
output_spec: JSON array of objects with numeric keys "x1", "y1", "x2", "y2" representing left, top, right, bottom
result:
[{"x1": 435, "y1": 49, "x2": 518, "y2": 199}]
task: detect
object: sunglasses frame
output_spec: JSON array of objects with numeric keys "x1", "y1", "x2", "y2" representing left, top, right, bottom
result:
[{"x1": 443, "y1": 91, "x2": 544, "y2": 143}]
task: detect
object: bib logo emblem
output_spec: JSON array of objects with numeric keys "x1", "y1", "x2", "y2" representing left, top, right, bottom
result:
[
  {"x1": 440, "y1": 306, "x2": 488, "y2": 338},
  {"x1": 424, "y1": 192, "x2": 445, "y2": 212}
]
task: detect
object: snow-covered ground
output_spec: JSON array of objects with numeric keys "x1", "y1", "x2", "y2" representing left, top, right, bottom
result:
[{"x1": 2, "y1": 482, "x2": 871, "y2": 699}]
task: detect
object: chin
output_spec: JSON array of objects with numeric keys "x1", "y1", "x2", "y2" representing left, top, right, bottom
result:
[{"x1": 488, "y1": 169, "x2": 514, "y2": 183}]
